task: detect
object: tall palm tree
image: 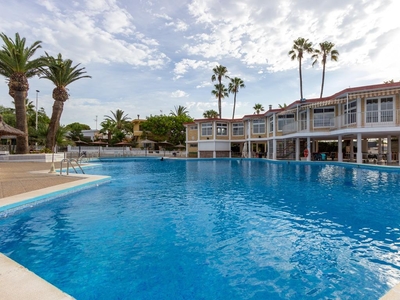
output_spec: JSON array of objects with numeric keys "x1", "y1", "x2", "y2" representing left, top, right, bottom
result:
[
  {"x1": 288, "y1": 37, "x2": 313, "y2": 101},
  {"x1": 170, "y1": 105, "x2": 189, "y2": 117},
  {"x1": 228, "y1": 77, "x2": 245, "y2": 119},
  {"x1": 211, "y1": 65, "x2": 229, "y2": 118},
  {"x1": 253, "y1": 103, "x2": 265, "y2": 114},
  {"x1": 203, "y1": 109, "x2": 219, "y2": 119},
  {"x1": 104, "y1": 109, "x2": 131, "y2": 131},
  {"x1": 40, "y1": 53, "x2": 91, "y2": 150},
  {"x1": 312, "y1": 41, "x2": 339, "y2": 98},
  {"x1": 0, "y1": 32, "x2": 45, "y2": 153},
  {"x1": 211, "y1": 83, "x2": 228, "y2": 118}
]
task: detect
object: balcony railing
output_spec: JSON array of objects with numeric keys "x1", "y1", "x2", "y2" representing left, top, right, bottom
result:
[{"x1": 281, "y1": 109, "x2": 400, "y2": 135}]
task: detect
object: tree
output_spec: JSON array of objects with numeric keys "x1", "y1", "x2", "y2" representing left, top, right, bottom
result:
[
  {"x1": 278, "y1": 103, "x2": 287, "y2": 109},
  {"x1": 253, "y1": 103, "x2": 264, "y2": 114},
  {"x1": 170, "y1": 105, "x2": 189, "y2": 117},
  {"x1": 312, "y1": 41, "x2": 339, "y2": 98},
  {"x1": 211, "y1": 65, "x2": 229, "y2": 118},
  {"x1": 288, "y1": 37, "x2": 313, "y2": 101},
  {"x1": 99, "y1": 119, "x2": 114, "y2": 145},
  {"x1": 211, "y1": 83, "x2": 228, "y2": 117},
  {"x1": 203, "y1": 109, "x2": 219, "y2": 119},
  {"x1": 104, "y1": 109, "x2": 131, "y2": 132},
  {"x1": 228, "y1": 77, "x2": 245, "y2": 119},
  {"x1": 0, "y1": 32, "x2": 45, "y2": 153},
  {"x1": 40, "y1": 52, "x2": 91, "y2": 149}
]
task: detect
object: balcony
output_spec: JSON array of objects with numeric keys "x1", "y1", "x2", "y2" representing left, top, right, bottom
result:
[{"x1": 281, "y1": 109, "x2": 400, "y2": 136}]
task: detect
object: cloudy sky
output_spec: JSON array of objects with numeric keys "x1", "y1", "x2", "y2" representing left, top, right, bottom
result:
[{"x1": 0, "y1": 0, "x2": 399, "y2": 129}]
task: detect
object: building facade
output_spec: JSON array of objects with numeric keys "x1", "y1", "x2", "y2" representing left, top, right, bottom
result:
[{"x1": 184, "y1": 82, "x2": 400, "y2": 164}]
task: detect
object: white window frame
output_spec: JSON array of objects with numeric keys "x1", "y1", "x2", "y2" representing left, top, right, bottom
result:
[
  {"x1": 343, "y1": 100, "x2": 357, "y2": 125},
  {"x1": 269, "y1": 116, "x2": 274, "y2": 133},
  {"x1": 300, "y1": 111, "x2": 307, "y2": 131},
  {"x1": 365, "y1": 97, "x2": 394, "y2": 124},
  {"x1": 201, "y1": 122, "x2": 212, "y2": 136},
  {"x1": 313, "y1": 107, "x2": 335, "y2": 128},
  {"x1": 232, "y1": 122, "x2": 244, "y2": 136},
  {"x1": 216, "y1": 122, "x2": 228, "y2": 136},
  {"x1": 253, "y1": 119, "x2": 266, "y2": 134},
  {"x1": 278, "y1": 114, "x2": 295, "y2": 131}
]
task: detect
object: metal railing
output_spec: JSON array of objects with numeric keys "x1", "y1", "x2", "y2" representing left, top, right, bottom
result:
[
  {"x1": 281, "y1": 109, "x2": 400, "y2": 135},
  {"x1": 60, "y1": 157, "x2": 85, "y2": 176}
]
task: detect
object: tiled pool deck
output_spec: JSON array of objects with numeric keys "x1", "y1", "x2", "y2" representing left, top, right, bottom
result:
[{"x1": 0, "y1": 161, "x2": 399, "y2": 299}]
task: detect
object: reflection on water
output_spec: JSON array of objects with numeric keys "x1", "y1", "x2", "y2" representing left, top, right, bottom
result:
[{"x1": 1, "y1": 159, "x2": 400, "y2": 299}]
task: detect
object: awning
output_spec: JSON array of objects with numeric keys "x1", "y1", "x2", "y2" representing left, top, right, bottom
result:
[
  {"x1": 299, "y1": 97, "x2": 348, "y2": 110},
  {"x1": 348, "y1": 88, "x2": 400, "y2": 99}
]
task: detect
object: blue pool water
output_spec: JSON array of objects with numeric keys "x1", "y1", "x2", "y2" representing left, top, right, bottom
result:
[{"x1": 1, "y1": 159, "x2": 400, "y2": 299}]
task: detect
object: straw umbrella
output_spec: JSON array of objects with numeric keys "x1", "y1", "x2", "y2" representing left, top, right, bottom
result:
[
  {"x1": 115, "y1": 141, "x2": 131, "y2": 156},
  {"x1": 0, "y1": 115, "x2": 26, "y2": 137},
  {"x1": 141, "y1": 139, "x2": 155, "y2": 156},
  {"x1": 0, "y1": 115, "x2": 26, "y2": 153},
  {"x1": 75, "y1": 139, "x2": 88, "y2": 157},
  {"x1": 157, "y1": 140, "x2": 172, "y2": 156},
  {"x1": 92, "y1": 140, "x2": 107, "y2": 157}
]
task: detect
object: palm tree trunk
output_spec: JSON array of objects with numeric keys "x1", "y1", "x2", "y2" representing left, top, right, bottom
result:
[
  {"x1": 14, "y1": 90, "x2": 29, "y2": 154},
  {"x1": 218, "y1": 79, "x2": 222, "y2": 118},
  {"x1": 320, "y1": 63, "x2": 326, "y2": 98},
  {"x1": 46, "y1": 100, "x2": 64, "y2": 149},
  {"x1": 232, "y1": 93, "x2": 237, "y2": 119},
  {"x1": 299, "y1": 58, "x2": 303, "y2": 100}
]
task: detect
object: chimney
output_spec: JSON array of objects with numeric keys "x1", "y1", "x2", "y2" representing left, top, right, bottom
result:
[{"x1": 269, "y1": 105, "x2": 272, "y2": 110}]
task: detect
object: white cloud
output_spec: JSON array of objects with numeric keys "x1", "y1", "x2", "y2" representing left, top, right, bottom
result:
[
  {"x1": 1, "y1": 0, "x2": 400, "y2": 127},
  {"x1": 171, "y1": 90, "x2": 189, "y2": 98}
]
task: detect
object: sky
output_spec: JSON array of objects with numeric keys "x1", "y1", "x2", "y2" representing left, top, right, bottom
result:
[{"x1": 0, "y1": 0, "x2": 399, "y2": 129}]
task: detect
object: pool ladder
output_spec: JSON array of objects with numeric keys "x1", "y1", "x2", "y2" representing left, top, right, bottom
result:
[{"x1": 60, "y1": 156, "x2": 86, "y2": 175}]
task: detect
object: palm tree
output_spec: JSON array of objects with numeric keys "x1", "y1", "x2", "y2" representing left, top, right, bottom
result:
[
  {"x1": 253, "y1": 103, "x2": 264, "y2": 114},
  {"x1": 170, "y1": 105, "x2": 189, "y2": 117},
  {"x1": 211, "y1": 65, "x2": 229, "y2": 118},
  {"x1": 40, "y1": 53, "x2": 91, "y2": 149},
  {"x1": 203, "y1": 109, "x2": 219, "y2": 119},
  {"x1": 0, "y1": 32, "x2": 45, "y2": 153},
  {"x1": 278, "y1": 103, "x2": 287, "y2": 109},
  {"x1": 104, "y1": 109, "x2": 131, "y2": 131},
  {"x1": 312, "y1": 41, "x2": 339, "y2": 98},
  {"x1": 228, "y1": 77, "x2": 245, "y2": 119},
  {"x1": 211, "y1": 83, "x2": 228, "y2": 117},
  {"x1": 288, "y1": 37, "x2": 313, "y2": 101},
  {"x1": 99, "y1": 119, "x2": 114, "y2": 144}
]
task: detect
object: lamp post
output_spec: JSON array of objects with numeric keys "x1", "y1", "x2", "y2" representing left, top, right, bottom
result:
[{"x1": 35, "y1": 90, "x2": 40, "y2": 150}]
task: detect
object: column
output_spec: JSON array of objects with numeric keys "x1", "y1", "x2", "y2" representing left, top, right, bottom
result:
[
  {"x1": 273, "y1": 139, "x2": 277, "y2": 160},
  {"x1": 296, "y1": 138, "x2": 300, "y2": 161},
  {"x1": 357, "y1": 133, "x2": 362, "y2": 164},
  {"x1": 350, "y1": 139, "x2": 354, "y2": 162},
  {"x1": 307, "y1": 137, "x2": 311, "y2": 162},
  {"x1": 387, "y1": 135, "x2": 392, "y2": 164},
  {"x1": 338, "y1": 135, "x2": 343, "y2": 162}
]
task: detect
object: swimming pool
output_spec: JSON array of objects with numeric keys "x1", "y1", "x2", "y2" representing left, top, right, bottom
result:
[{"x1": 1, "y1": 159, "x2": 400, "y2": 299}]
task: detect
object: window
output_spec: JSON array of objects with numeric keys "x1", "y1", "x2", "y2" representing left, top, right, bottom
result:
[
  {"x1": 190, "y1": 125, "x2": 198, "y2": 130},
  {"x1": 313, "y1": 107, "x2": 335, "y2": 128},
  {"x1": 343, "y1": 100, "x2": 357, "y2": 125},
  {"x1": 232, "y1": 122, "x2": 244, "y2": 136},
  {"x1": 216, "y1": 123, "x2": 228, "y2": 136},
  {"x1": 269, "y1": 116, "x2": 274, "y2": 133},
  {"x1": 366, "y1": 97, "x2": 393, "y2": 123},
  {"x1": 201, "y1": 122, "x2": 212, "y2": 136},
  {"x1": 300, "y1": 111, "x2": 307, "y2": 130},
  {"x1": 278, "y1": 114, "x2": 295, "y2": 131},
  {"x1": 253, "y1": 119, "x2": 265, "y2": 134}
]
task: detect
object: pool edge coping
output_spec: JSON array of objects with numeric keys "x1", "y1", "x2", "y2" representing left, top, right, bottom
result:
[{"x1": 0, "y1": 171, "x2": 110, "y2": 300}]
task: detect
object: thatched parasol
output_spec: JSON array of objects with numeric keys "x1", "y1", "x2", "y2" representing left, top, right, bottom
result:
[{"x1": 0, "y1": 115, "x2": 26, "y2": 137}]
